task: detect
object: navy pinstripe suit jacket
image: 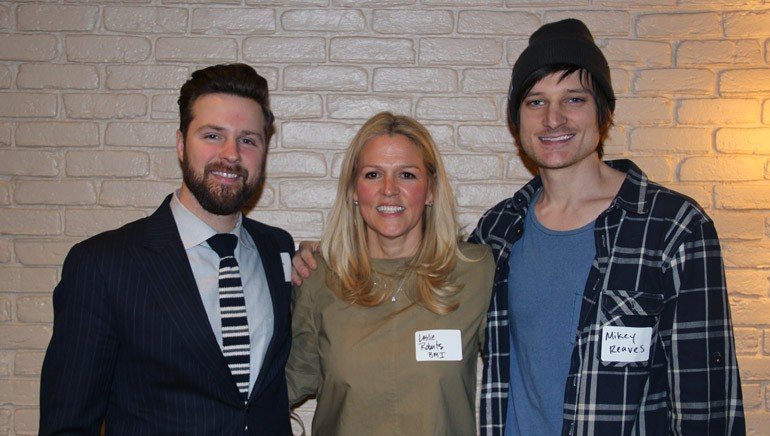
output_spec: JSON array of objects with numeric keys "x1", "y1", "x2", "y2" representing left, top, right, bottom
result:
[{"x1": 40, "y1": 195, "x2": 294, "y2": 435}]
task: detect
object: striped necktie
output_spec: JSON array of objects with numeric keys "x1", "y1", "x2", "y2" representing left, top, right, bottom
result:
[{"x1": 207, "y1": 233, "x2": 250, "y2": 400}]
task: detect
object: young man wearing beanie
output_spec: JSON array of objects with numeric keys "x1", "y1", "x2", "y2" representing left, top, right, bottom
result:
[{"x1": 471, "y1": 18, "x2": 745, "y2": 435}]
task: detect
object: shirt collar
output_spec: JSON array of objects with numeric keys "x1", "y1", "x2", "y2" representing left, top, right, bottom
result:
[
  {"x1": 510, "y1": 159, "x2": 650, "y2": 216},
  {"x1": 169, "y1": 190, "x2": 254, "y2": 250},
  {"x1": 604, "y1": 159, "x2": 650, "y2": 215}
]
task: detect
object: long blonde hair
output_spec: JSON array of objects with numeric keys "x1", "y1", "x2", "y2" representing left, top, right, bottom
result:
[{"x1": 321, "y1": 112, "x2": 463, "y2": 315}]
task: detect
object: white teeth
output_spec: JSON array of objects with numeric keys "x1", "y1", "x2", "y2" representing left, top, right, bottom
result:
[
  {"x1": 541, "y1": 134, "x2": 573, "y2": 142},
  {"x1": 212, "y1": 171, "x2": 238, "y2": 179},
  {"x1": 377, "y1": 205, "x2": 404, "y2": 213}
]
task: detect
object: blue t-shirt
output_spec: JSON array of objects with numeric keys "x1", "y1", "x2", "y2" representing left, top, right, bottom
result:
[{"x1": 505, "y1": 189, "x2": 595, "y2": 435}]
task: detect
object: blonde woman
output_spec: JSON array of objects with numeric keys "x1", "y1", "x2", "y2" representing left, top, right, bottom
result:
[{"x1": 287, "y1": 112, "x2": 494, "y2": 435}]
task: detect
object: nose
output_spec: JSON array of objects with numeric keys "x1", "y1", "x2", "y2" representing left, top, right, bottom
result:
[
  {"x1": 382, "y1": 174, "x2": 397, "y2": 196},
  {"x1": 219, "y1": 137, "x2": 240, "y2": 163},
  {"x1": 544, "y1": 103, "x2": 567, "y2": 129}
]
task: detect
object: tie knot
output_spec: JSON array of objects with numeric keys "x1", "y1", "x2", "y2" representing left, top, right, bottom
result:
[{"x1": 207, "y1": 233, "x2": 238, "y2": 258}]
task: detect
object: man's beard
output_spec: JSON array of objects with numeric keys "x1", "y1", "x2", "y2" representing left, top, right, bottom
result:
[{"x1": 181, "y1": 153, "x2": 260, "y2": 216}]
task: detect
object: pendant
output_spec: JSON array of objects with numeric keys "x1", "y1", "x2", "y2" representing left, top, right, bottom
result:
[{"x1": 375, "y1": 272, "x2": 406, "y2": 303}]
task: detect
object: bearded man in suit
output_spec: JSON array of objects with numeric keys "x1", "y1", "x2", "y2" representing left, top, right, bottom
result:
[{"x1": 40, "y1": 63, "x2": 294, "y2": 435}]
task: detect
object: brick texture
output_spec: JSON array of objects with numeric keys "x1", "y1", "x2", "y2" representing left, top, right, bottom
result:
[{"x1": 1, "y1": 2, "x2": 769, "y2": 434}]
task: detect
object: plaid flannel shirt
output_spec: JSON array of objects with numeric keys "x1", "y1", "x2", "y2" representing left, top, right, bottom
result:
[{"x1": 471, "y1": 160, "x2": 744, "y2": 436}]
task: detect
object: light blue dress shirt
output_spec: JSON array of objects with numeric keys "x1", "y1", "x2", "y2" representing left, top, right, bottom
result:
[{"x1": 170, "y1": 191, "x2": 274, "y2": 396}]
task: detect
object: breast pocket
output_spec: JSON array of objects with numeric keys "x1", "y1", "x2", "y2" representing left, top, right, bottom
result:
[{"x1": 599, "y1": 290, "x2": 663, "y2": 368}]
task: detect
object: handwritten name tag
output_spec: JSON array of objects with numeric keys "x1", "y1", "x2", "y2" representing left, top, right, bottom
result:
[
  {"x1": 415, "y1": 329, "x2": 462, "y2": 361},
  {"x1": 281, "y1": 252, "x2": 292, "y2": 282},
  {"x1": 601, "y1": 326, "x2": 652, "y2": 363}
]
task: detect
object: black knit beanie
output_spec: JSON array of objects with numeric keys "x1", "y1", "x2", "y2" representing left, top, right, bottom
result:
[{"x1": 507, "y1": 18, "x2": 615, "y2": 124}]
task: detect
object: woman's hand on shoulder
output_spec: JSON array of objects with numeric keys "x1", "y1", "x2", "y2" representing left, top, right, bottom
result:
[{"x1": 291, "y1": 240, "x2": 321, "y2": 286}]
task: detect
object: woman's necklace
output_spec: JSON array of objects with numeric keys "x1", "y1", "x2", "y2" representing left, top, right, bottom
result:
[
  {"x1": 390, "y1": 276, "x2": 407, "y2": 303},
  {"x1": 374, "y1": 272, "x2": 408, "y2": 303}
]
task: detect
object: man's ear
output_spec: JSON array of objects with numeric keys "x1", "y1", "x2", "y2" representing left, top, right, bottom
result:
[{"x1": 175, "y1": 130, "x2": 185, "y2": 161}]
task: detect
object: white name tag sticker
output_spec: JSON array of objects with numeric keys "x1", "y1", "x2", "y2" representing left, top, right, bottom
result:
[
  {"x1": 415, "y1": 329, "x2": 462, "y2": 361},
  {"x1": 601, "y1": 326, "x2": 652, "y2": 363},
  {"x1": 280, "y1": 252, "x2": 292, "y2": 282}
]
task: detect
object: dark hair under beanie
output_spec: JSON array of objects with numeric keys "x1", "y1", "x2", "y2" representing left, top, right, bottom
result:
[{"x1": 507, "y1": 18, "x2": 615, "y2": 124}]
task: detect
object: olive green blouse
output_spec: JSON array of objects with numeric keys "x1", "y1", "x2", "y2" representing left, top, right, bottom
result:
[{"x1": 287, "y1": 242, "x2": 495, "y2": 436}]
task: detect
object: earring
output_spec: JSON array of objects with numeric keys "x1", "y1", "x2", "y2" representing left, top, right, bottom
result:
[
  {"x1": 353, "y1": 200, "x2": 359, "y2": 206},
  {"x1": 425, "y1": 202, "x2": 433, "y2": 207}
]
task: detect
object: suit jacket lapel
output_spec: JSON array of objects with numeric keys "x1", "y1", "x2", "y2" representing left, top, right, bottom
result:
[
  {"x1": 243, "y1": 220, "x2": 290, "y2": 399},
  {"x1": 132, "y1": 196, "x2": 238, "y2": 399}
]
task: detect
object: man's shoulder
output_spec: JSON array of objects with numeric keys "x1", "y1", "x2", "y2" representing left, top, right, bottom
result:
[
  {"x1": 243, "y1": 216, "x2": 289, "y2": 234},
  {"x1": 69, "y1": 198, "x2": 176, "y2": 255},
  {"x1": 59, "y1": 214, "x2": 154, "y2": 272},
  {"x1": 612, "y1": 159, "x2": 711, "y2": 224},
  {"x1": 481, "y1": 177, "x2": 539, "y2": 218},
  {"x1": 470, "y1": 182, "x2": 531, "y2": 241},
  {"x1": 77, "y1": 214, "x2": 152, "y2": 250},
  {"x1": 641, "y1": 179, "x2": 711, "y2": 224},
  {"x1": 242, "y1": 216, "x2": 294, "y2": 246},
  {"x1": 484, "y1": 196, "x2": 516, "y2": 215}
]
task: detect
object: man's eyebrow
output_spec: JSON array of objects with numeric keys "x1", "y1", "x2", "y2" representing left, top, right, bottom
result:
[
  {"x1": 193, "y1": 125, "x2": 263, "y2": 138},
  {"x1": 194, "y1": 124, "x2": 224, "y2": 132},
  {"x1": 525, "y1": 87, "x2": 590, "y2": 97}
]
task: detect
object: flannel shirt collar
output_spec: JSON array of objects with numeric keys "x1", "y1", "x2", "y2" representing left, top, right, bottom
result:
[
  {"x1": 510, "y1": 175, "x2": 541, "y2": 214},
  {"x1": 605, "y1": 159, "x2": 650, "y2": 215},
  {"x1": 512, "y1": 159, "x2": 650, "y2": 217}
]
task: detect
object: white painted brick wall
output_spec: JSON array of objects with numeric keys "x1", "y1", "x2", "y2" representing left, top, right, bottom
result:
[{"x1": 1, "y1": 2, "x2": 769, "y2": 434}]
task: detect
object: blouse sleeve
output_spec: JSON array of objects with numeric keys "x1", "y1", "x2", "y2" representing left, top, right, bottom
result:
[{"x1": 285, "y1": 272, "x2": 321, "y2": 406}]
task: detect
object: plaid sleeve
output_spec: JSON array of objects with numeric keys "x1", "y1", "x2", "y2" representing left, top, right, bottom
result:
[
  {"x1": 470, "y1": 209, "x2": 512, "y2": 436},
  {"x1": 479, "y1": 282, "x2": 509, "y2": 436},
  {"x1": 664, "y1": 213, "x2": 744, "y2": 434}
]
